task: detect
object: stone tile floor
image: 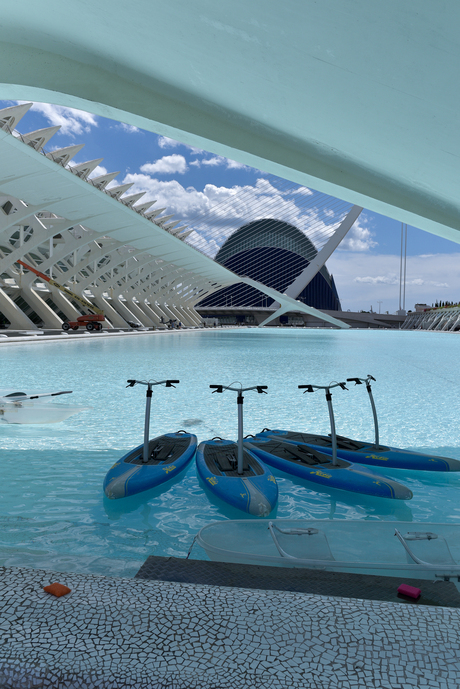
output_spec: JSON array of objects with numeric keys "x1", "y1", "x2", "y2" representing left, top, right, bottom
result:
[{"x1": 0, "y1": 565, "x2": 459, "y2": 688}]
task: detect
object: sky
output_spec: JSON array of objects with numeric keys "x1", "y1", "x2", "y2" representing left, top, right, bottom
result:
[{"x1": 2, "y1": 99, "x2": 460, "y2": 314}]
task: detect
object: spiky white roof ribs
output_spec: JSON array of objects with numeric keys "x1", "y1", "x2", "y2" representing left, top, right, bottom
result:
[
  {"x1": 70, "y1": 158, "x2": 104, "y2": 179},
  {"x1": 0, "y1": 103, "x2": 348, "y2": 328}
]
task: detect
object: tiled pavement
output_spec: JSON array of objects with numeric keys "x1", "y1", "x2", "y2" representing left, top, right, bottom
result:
[{"x1": 0, "y1": 564, "x2": 460, "y2": 688}]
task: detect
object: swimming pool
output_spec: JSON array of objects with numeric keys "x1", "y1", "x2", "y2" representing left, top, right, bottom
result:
[{"x1": 2, "y1": 328, "x2": 460, "y2": 576}]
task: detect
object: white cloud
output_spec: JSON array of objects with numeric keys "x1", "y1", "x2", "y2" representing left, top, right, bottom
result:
[
  {"x1": 226, "y1": 159, "x2": 248, "y2": 170},
  {"x1": 122, "y1": 171, "x2": 354, "y2": 258},
  {"x1": 22, "y1": 102, "x2": 98, "y2": 137},
  {"x1": 202, "y1": 156, "x2": 225, "y2": 166},
  {"x1": 140, "y1": 154, "x2": 188, "y2": 175},
  {"x1": 157, "y1": 135, "x2": 204, "y2": 155},
  {"x1": 122, "y1": 174, "x2": 210, "y2": 216},
  {"x1": 88, "y1": 165, "x2": 108, "y2": 179},
  {"x1": 355, "y1": 274, "x2": 448, "y2": 288},
  {"x1": 89, "y1": 165, "x2": 108, "y2": 179},
  {"x1": 327, "y1": 252, "x2": 460, "y2": 313},
  {"x1": 157, "y1": 135, "x2": 182, "y2": 148},
  {"x1": 191, "y1": 154, "x2": 250, "y2": 171},
  {"x1": 294, "y1": 186, "x2": 314, "y2": 197},
  {"x1": 119, "y1": 123, "x2": 140, "y2": 134},
  {"x1": 339, "y1": 215, "x2": 377, "y2": 252},
  {"x1": 355, "y1": 275, "x2": 399, "y2": 285}
]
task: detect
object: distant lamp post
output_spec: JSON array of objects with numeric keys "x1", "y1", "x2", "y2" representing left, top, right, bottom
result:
[
  {"x1": 397, "y1": 223, "x2": 408, "y2": 315},
  {"x1": 377, "y1": 300, "x2": 383, "y2": 314}
]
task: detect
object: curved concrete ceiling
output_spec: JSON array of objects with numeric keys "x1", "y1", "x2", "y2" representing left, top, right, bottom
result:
[{"x1": 0, "y1": 1, "x2": 459, "y2": 242}]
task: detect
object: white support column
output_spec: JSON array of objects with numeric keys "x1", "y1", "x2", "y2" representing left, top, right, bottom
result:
[
  {"x1": 0, "y1": 286, "x2": 36, "y2": 329},
  {"x1": 163, "y1": 302, "x2": 185, "y2": 323},
  {"x1": 258, "y1": 205, "x2": 362, "y2": 327},
  {"x1": 90, "y1": 289, "x2": 129, "y2": 328},
  {"x1": 176, "y1": 307, "x2": 198, "y2": 326},
  {"x1": 156, "y1": 302, "x2": 180, "y2": 322},
  {"x1": 19, "y1": 286, "x2": 63, "y2": 328},
  {"x1": 128, "y1": 286, "x2": 165, "y2": 326},
  {"x1": 113, "y1": 296, "x2": 143, "y2": 325},
  {"x1": 46, "y1": 286, "x2": 83, "y2": 321},
  {"x1": 125, "y1": 299, "x2": 154, "y2": 326},
  {"x1": 147, "y1": 302, "x2": 171, "y2": 325},
  {"x1": 136, "y1": 301, "x2": 162, "y2": 327}
]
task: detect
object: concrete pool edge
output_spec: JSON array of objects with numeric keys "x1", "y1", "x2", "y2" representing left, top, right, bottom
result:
[{"x1": 0, "y1": 325, "x2": 239, "y2": 345}]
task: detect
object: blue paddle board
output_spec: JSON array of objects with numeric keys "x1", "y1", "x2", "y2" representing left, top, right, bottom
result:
[
  {"x1": 104, "y1": 431, "x2": 197, "y2": 499},
  {"x1": 257, "y1": 429, "x2": 460, "y2": 472},
  {"x1": 245, "y1": 436, "x2": 412, "y2": 500},
  {"x1": 196, "y1": 438, "x2": 278, "y2": 516}
]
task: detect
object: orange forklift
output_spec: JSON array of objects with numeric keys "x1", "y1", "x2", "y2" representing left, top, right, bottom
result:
[{"x1": 17, "y1": 260, "x2": 106, "y2": 332}]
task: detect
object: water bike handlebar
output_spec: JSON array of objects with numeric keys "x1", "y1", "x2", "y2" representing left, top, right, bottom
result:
[
  {"x1": 298, "y1": 382, "x2": 348, "y2": 393},
  {"x1": 298, "y1": 382, "x2": 347, "y2": 466},
  {"x1": 210, "y1": 384, "x2": 268, "y2": 394},
  {"x1": 127, "y1": 379, "x2": 180, "y2": 465},
  {"x1": 126, "y1": 379, "x2": 180, "y2": 388},
  {"x1": 346, "y1": 375, "x2": 380, "y2": 448},
  {"x1": 210, "y1": 384, "x2": 267, "y2": 476},
  {"x1": 346, "y1": 375, "x2": 376, "y2": 386}
]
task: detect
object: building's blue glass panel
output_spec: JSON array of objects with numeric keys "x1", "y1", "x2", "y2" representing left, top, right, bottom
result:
[{"x1": 199, "y1": 218, "x2": 341, "y2": 311}]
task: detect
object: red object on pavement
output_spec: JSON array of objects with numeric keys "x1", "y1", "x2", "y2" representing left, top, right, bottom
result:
[
  {"x1": 397, "y1": 584, "x2": 421, "y2": 599},
  {"x1": 43, "y1": 582, "x2": 71, "y2": 598}
]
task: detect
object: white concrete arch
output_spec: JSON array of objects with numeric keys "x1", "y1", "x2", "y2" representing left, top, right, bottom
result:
[{"x1": 1, "y1": 2, "x2": 460, "y2": 244}]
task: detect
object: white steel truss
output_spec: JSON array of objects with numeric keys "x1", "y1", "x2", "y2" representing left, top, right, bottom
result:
[{"x1": 0, "y1": 103, "x2": 349, "y2": 330}]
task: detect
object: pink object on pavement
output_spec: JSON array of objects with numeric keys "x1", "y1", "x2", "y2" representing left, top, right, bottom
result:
[{"x1": 397, "y1": 584, "x2": 421, "y2": 599}]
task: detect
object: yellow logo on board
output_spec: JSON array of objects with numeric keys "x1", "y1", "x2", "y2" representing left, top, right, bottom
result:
[
  {"x1": 206, "y1": 477, "x2": 218, "y2": 486},
  {"x1": 310, "y1": 470, "x2": 331, "y2": 479},
  {"x1": 365, "y1": 455, "x2": 388, "y2": 461},
  {"x1": 162, "y1": 465, "x2": 176, "y2": 473}
]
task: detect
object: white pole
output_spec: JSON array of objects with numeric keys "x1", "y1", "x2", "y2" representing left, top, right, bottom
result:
[
  {"x1": 399, "y1": 222, "x2": 403, "y2": 311},
  {"x1": 403, "y1": 224, "x2": 408, "y2": 311}
]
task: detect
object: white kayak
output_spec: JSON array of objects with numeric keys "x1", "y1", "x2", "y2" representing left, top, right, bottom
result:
[
  {"x1": 196, "y1": 519, "x2": 460, "y2": 587},
  {"x1": 0, "y1": 389, "x2": 90, "y2": 423}
]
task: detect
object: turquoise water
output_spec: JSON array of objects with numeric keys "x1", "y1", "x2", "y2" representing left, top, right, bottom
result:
[{"x1": 1, "y1": 328, "x2": 460, "y2": 576}]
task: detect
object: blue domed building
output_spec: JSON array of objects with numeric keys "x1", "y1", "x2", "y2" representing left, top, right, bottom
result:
[{"x1": 198, "y1": 219, "x2": 341, "y2": 312}]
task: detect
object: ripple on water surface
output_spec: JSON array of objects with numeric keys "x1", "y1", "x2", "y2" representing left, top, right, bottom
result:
[{"x1": 1, "y1": 329, "x2": 460, "y2": 575}]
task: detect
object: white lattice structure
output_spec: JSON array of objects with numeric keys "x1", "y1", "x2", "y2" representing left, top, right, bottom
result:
[
  {"x1": 402, "y1": 307, "x2": 460, "y2": 332},
  {"x1": 0, "y1": 103, "x2": 350, "y2": 330}
]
